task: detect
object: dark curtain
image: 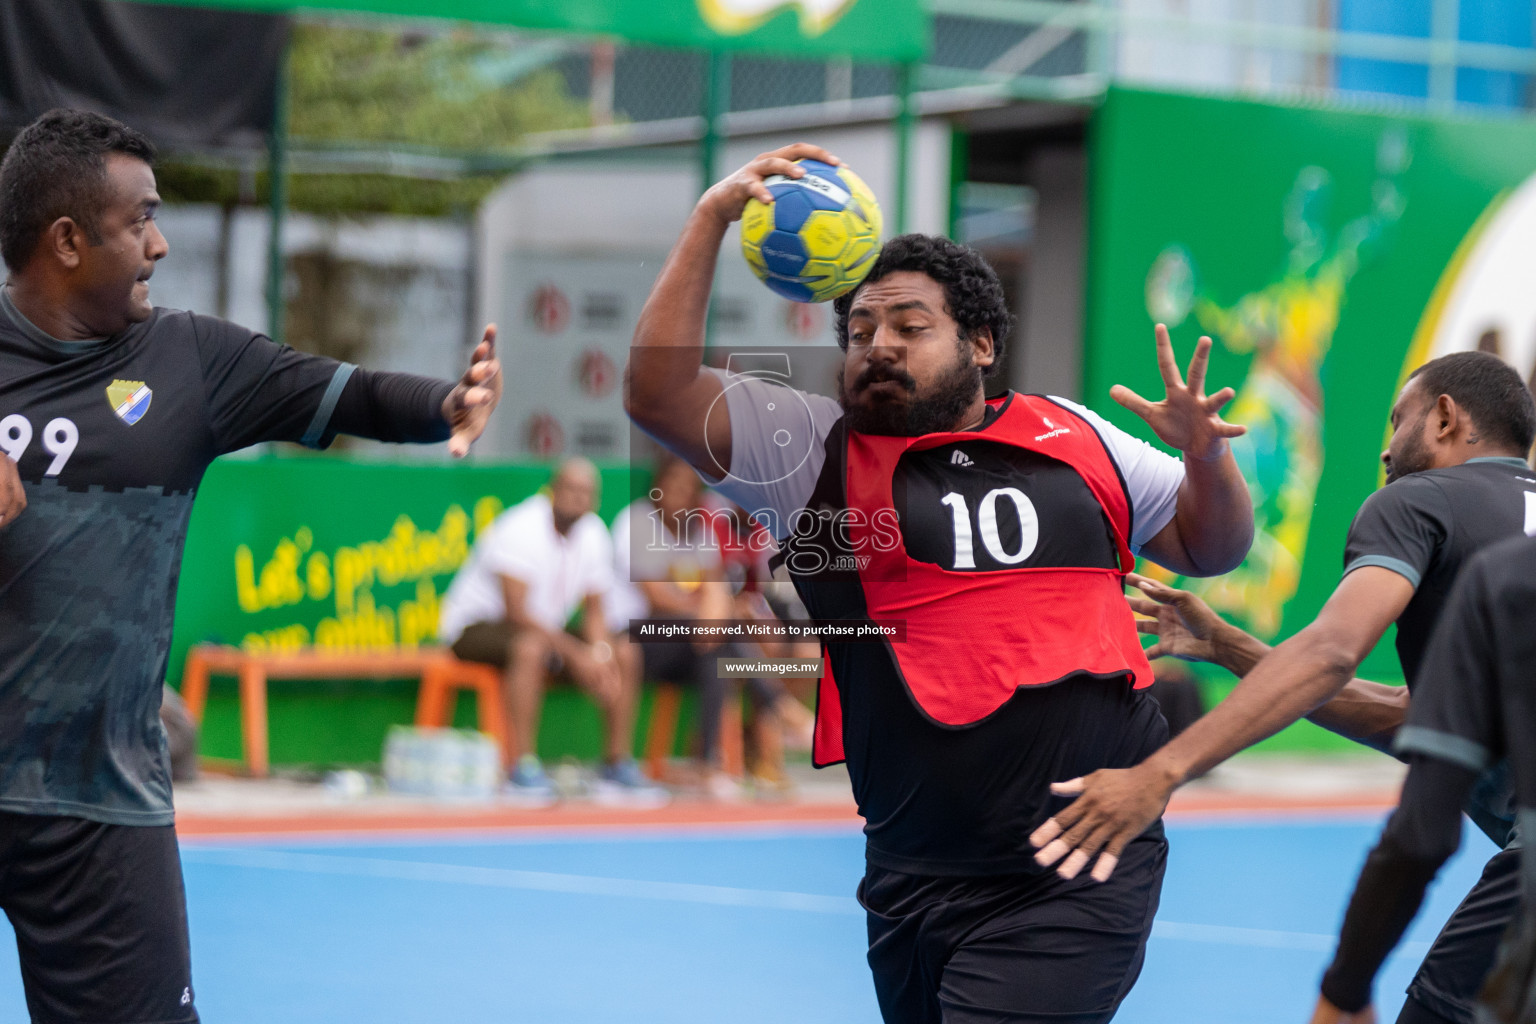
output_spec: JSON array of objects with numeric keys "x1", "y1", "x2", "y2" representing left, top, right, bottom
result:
[{"x1": 0, "y1": 0, "x2": 287, "y2": 148}]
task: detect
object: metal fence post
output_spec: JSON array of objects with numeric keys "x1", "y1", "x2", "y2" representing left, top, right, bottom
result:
[
  {"x1": 265, "y1": 35, "x2": 291, "y2": 346},
  {"x1": 895, "y1": 60, "x2": 916, "y2": 235}
]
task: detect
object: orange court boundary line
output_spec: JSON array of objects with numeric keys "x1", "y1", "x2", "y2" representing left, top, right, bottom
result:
[
  {"x1": 174, "y1": 787, "x2": 1400, "y2": 842},
  {"x1": 175, "y1": 799, "x2": 864, "y2": 841}
]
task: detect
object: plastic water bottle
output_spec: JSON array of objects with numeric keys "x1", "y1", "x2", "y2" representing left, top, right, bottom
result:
[{"x1": 384, "y1": 725, "x2": 498, "y2": 799}]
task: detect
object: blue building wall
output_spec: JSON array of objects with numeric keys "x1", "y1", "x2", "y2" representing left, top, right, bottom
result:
[{"x1": 1337, "y1": 0, "x2": 1531, "y2": 108}]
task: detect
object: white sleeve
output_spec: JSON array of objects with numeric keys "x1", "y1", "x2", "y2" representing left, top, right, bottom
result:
[
  {"x1": 1048, "y1": 396, "x2": 1184, "y2": 554},
  {"x1": 697, "y1": 368, "x2": 842, "y2": 540}
]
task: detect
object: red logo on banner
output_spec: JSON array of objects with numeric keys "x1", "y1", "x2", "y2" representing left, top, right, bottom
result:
[
  {"x1": 528, "y1": 285, "x2": 571, "y2": 335},
  {"x1": 525, "y1": 412, "x2": 565, "y2": 456},
  {"x1": 784, "y1": 301, "x2": 824, "y2": 340},
  {"x1": 576, "y1": 349, "x2": 617, "y2": 398}
]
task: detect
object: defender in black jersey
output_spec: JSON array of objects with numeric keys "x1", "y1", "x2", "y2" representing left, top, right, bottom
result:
[
  {"x1": 1318, "y1": 535, "x2": 1536, "y2": 1024},
  {"x1": 626, "y1": 143, "x2": 1255, "y2": 1023},
  {"x1": 1038, "y1": 352, "x2": 1536, "y2": 1024},
  {"x1": 0, "y1": 110, "x2": 501, "y2": 1023}
]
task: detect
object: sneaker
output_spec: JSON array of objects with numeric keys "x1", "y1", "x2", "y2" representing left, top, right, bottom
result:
[
  {"x1": 591, "y1": 758, "x2": 670, "y2": 808},
  {"x1": 704, "y1": 769, "x2": 747, "y2": 803},
  {"x1": 748, "y1": 764, "x2": 796, "y2": 802},
  {"x1": 503, "y1": 755, "x2": 557, "y2": 807}
]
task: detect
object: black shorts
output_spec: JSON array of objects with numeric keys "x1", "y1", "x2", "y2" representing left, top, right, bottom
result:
[
  {"x1": 859, "y1": 832, "x2": 1167, "y2": 1024},
  {"x1": 0, "y1": 811, "x2": 197, "y2": 1024},
  {"x1": 1401, "y1": 841, "x2": 1522, "y2": 1024},
  {"x1": 452, "y1": 620, "x2": 586, "y2": 675},
  {"x1": 451, "y1": 620, "x2": 521, "y2": 669}
]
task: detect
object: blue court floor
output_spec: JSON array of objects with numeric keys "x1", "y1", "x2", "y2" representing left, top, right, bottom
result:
[{"x1": 0, "y1": 814, "x2": 1498, "y2": 1023}]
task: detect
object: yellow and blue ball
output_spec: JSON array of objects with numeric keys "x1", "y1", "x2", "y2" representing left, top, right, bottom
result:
[{"x1": 741, "y1": 159, "x2": 883, "y2": 304}]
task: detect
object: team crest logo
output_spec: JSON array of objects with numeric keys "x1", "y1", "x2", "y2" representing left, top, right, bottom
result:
[{"x1": 105, "y1": 379, "x2": 152, "y2": 425}]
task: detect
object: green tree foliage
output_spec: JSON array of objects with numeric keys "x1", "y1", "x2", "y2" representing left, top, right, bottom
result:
[{"x1": 158, "y1": 21, "x2": 590, "y2": 216}]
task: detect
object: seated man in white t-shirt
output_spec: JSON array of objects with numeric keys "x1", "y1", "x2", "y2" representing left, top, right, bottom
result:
[{"x1": 438, "y1": 458, "x2": 656, "y2": 801}]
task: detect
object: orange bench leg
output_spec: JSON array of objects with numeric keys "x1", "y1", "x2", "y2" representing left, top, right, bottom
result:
[
  {"x1": 719, "y1": 692, "x2": 745, "y2": 777},
  {"x1": 415, "y1": 663, "x2": 453, "y2": 728},
  {"x1": 471, "y1": 670, "x2": 514, "y2": 768},
  {"x1": 416, "y1": 661, "x2": 515, "y2": 770},
  {"x1": 181, "y1": 648, "x2": 211, "y2": 724},
  {"x1": 644, "y1": 684, "x2": 682, "y2": 781},
  {"x1": 642, "y1": 683, "x2": 746, "y2": 779},
  {"x1": 238, "y1": 662, "x2": 270, "y2": 778}
]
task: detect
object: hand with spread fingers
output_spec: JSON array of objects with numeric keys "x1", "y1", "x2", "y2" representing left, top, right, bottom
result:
[
  {"x1": 0, "y1": 455, "x2": 23, "y2": 531},
  {"x1": 441, "y1": 324, "x2": 502, "y2": 458},
  {"x1": 1127, "y1": 573, "x2": 1273, "y2": 678},
  {"x1": 1125, "y1": 572, "x2": 1223, "y2": 663},
  {"x1": 698, "y1": 142, "x2": 842, "y2": 227},
  {"x1": 1112, "y1": 324, "x2": 1246, "y2": 461},
  {"x1": 1028, "y1": 758, "x2": 1175, "y2": 883}
]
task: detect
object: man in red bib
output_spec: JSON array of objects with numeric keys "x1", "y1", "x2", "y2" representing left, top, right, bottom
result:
[{"x1": 625, "y1": 143, "x2": 1254, "y2": 1024}]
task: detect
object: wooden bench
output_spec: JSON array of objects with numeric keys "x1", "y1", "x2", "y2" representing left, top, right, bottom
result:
[{"x1": 179, "y1": 645, "x2": 512, "y2": 778}]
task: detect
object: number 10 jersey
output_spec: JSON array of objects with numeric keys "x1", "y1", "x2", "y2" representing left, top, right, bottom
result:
[{"x1": 784, "y1": 393, "x2": 1165, "y2": 875}]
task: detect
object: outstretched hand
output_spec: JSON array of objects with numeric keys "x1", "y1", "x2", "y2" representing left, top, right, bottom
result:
[
  {"x1": 442, "y1": 324, "x2": 502, "y2": 458},
  {"x1": 0, "y1": 455, "x2": 23, "y2": 530},
  {"x1": 1126, "y1": 572, "x2": 1224, "y2": 663},
  {"x1": 699, "y1": 143, "x2": 842, "y2": 226},
  {"x1": 1029, "y1": 575, "x2": 1217, "y2": 881},
  {"x1": 1112, "y1": 324, "x2": 1245, "y2": 461},
  {"x1": 1028, "y1": 763, "x2": 1175, "y2": 883}
]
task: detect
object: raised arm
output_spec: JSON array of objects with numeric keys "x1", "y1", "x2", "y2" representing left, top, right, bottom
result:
[
  {"x1": 1127, "y1": 573, "x2": 1408, "y2": 753},
  {"x1": 1032, "y1": 565, "x2": 1413, "y2": 882},
  {"x1": 1118, "y1": 326, "x2": 1253, "y2": 577},
  {"x1": 625, "y1": 143, "x2": 840, "y2": 476}
]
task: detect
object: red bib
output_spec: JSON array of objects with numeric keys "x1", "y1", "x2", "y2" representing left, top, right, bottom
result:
[{"x1": 809, "y1": 395, "x2": 1154, "y2": 765}]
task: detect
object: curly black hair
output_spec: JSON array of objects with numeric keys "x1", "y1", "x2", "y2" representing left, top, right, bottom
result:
[
  {"x1": 0, "y1": 108, "x2": 156, "y2": 272},
  {"x1": 832, "y1": 234, "x2": 1014, "y2": 378}
]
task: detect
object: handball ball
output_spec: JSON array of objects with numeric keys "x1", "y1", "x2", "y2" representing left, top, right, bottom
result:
[{"x1": 741, "y1": 159, "x2": 883, "y2": 304}]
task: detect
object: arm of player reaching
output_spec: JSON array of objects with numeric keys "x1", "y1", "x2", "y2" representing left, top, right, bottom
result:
[
  {"x1": 1127, "y1": 574, "x2": 1409, "y2": 753},
  {"x1": 0, "y1": 454, "x2": 23, "y2": 530},
  {"x1": 440, "y1": 326, "x2": 503, "y2": 457},
  {"x1": 1308, "y1": 680, "x2": 1409, "y2": 755},
  {"x1": 1120, "y1": 326, "x2": 1253, "y2": 578},
  {"x1": 625, "y1": 143, "x2": 840, "y2": 475},
  {"x1": 344, "y1": 326, "x2": 501, "y2": 455},
  {"x1": 1030, "y1": 565, "x2": 1415, "y2": 882}
]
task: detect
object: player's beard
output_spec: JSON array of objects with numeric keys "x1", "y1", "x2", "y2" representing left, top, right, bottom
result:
[
  {"x1": 838, "y1": 341, "x2": 983, "y2": 437},
  {"x1": 1387, "y1": 427, "x2": 1434, "y2": 483}
]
